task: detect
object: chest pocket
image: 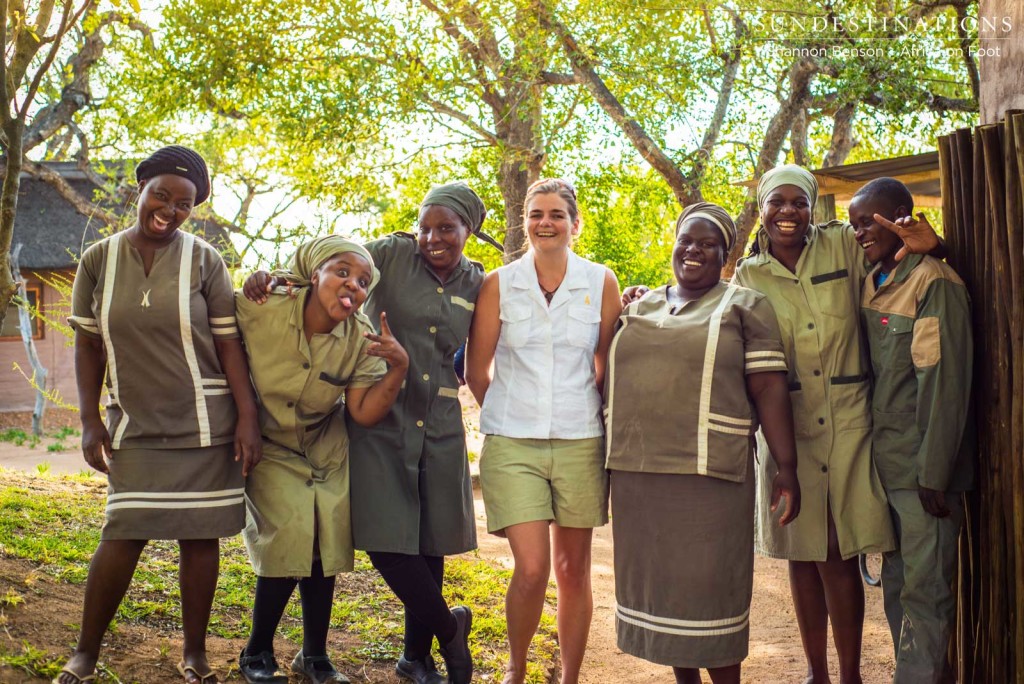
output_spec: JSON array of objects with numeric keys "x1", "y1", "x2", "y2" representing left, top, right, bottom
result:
[
  {"x1": 500, "y1": 304, "x2": 532, "y2": 348},
  {"x1": 566, "y1": 305, "x2": 601, "y2": 349},
  {"x1": 303, "y1": 372, "x2": 347, "y2": 415},
  {"x1": 810, "y1": 269, "x2": 852, "y2": 320},
  {"x1": 879, "y1": 320, "x2": 913, "y2": 372}
]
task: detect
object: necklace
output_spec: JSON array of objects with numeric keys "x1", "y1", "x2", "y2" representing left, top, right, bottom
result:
[{"x1": 539, "y1": 283, "x2": 559, "y2": 303}]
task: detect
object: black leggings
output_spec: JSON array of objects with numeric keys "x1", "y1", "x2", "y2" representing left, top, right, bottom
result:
[
  {"x1": 245, "y1": 560, "x2": 336, "y2": 657},
  {"x1": 368, "y1": 551, "x2": 457, "y2": 660}
]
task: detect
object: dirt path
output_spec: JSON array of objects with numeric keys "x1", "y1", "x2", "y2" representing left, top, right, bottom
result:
[{"x1": 462, "y1": 389, "x2": 896, "y2": 683}]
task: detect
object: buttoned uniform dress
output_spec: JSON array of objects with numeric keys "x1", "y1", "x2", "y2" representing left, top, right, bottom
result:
[
  {"x1": 733, "y1": 223, "x2": 895, "y2": 561},
  {"x1": 235, "y1": 290, "x2": 386, "y2": 577},
  {"x1": 68, "y1": 231, "x2": 244, "y2": 540},
  {"x1": 861, "y1": 254, "x2": 974, "y2": 684},
  {"x1": 348, "y1": 232, "x2": 484, "y2": 556},
  {"x1": 605, "y1": 282, "x2": 788, "y2": 668}
]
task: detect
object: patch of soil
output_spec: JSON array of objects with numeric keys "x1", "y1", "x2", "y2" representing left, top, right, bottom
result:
[
  {"x1": 0, "y1": 410, "x2": 79, "y2": 432},
  {"x1": 0, "y1": 555, "x2": 405, "y2": 683}
]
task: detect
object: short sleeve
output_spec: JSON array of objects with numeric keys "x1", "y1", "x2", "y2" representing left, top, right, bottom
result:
[
  {"x1": 363, "y1": 236, "x2": 392, "y2": 271},
  {"x1": 69, "y1": 243, "x2": 101, "y2": 338},
  {"x1": 349, "y1": 319, "x2": 387, "y2": 389},
  {"x1": 200, "y1": 244, "x2": 239, "y2": 340},
  {"x1": 741, "y1": 295, "x2": 787, "y2": 374}
]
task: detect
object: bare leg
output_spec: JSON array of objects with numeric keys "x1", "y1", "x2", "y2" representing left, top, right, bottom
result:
[
  {"x1": 674, "y1": 667, "x2": 702, "y2": 684},
  {"x1": 501, "y1": 521, "x2": 551, "y2": 684},
  {"x1": 179, "y1": 539, "x2": 220, "y2": 682},
  {"x1": 56, "y1": 539, "x2": 147, "y2": 683},
  {"x1": 789, "y1": 560, "x2": 831, "y2": 684},
  {"x1": 818, "y1": 513, "x2": 864, "y2": 684},
  {"x1": 708, "y1": 665, "x2": 741, "y2": 684},
  {"x1": 550, "y1": 525, "x2": 593, "y2": 684}
]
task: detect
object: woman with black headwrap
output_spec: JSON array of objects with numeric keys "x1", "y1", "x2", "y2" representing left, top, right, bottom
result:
[
  {"x1": 243, "y1": 181, "x2": 496, "y2": 684},
  {"x1": 606, "y1": 202, "x2": 800, "y2": 684},
  {"x1": 58, "y1": 146, "x2": 262, "y2": 684}
]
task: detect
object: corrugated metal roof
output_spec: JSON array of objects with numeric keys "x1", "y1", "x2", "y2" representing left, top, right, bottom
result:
[{"x1": 737, "y1": 152, "x2": 942, "y2": 207}]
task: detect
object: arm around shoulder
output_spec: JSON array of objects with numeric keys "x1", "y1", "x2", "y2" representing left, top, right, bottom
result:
[
  {"x1": 466, "y1": 270, "x2": 502, "y2": 406},
  {"x1": 594, "y1": 268, "x2": 622, "y2": 392}
]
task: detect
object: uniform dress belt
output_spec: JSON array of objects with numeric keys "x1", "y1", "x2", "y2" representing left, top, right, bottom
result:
[{"x1": 788, "y1": 372, "x2": 869, "y2": 391}]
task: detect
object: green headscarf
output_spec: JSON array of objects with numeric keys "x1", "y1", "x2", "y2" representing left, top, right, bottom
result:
[
  {"x1": 675, "y1": 202, "x2": 737, "y2": 252},
  {"x1": 756, "y1": 164, "x2": 818, "y2": 210},
  {"x1": 272, "y1": 235, "x2": 379, "y2": 291},
  {"x1": 421, "y1": 182, "x2": 504, "y2": 253}
]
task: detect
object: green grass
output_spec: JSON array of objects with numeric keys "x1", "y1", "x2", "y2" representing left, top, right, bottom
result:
[{"x1": 0, "y1": 471, "x2": 560, "y2": 682}]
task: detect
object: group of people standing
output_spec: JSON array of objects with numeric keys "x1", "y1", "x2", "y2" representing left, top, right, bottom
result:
[{"x1": 54, "y1": 144, "x2": 973, "y2": 684}]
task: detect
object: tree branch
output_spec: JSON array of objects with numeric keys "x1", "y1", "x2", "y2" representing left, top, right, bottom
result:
[
  {"x1": 538, "y1": 71, "x2": 577, "y2": 85},
  {"x1": 821, "y1": 102, "x2": 857, "y2": 168},
  {"x1": 22, "y1": 159, "x2": 119, "y2": 226}
]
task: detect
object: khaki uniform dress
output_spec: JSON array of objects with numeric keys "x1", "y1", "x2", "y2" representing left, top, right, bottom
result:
[
  {"x1": 862, "y1": 254, "x2": 973, "y2": 683},
  {"x1": 605, "y1": 282, "x2": 787, "y2": 668},
  {"x1": 348, "y1": 232, "x2": 484, "y2": 556},
  {"x1": 69, "y1": 231, "x2": 244, "y2": 540},
  {"x1": 733, "y1": 223, "x2": 895, "y2": 561},
  {"x1": 236, "y1": 290, "x2": 385, "y2": 577}
]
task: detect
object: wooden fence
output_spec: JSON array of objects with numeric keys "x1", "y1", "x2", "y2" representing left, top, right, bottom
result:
[{"x1": 939, "y1": 110, "x2": 1024, "y2": 683}]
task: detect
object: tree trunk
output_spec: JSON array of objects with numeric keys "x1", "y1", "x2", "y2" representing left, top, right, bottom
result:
[
  {"x1": 494, "y1": 85, "x2": 545, "y2": 263},
  {"x1": 0, "y1": 119, "x2": 26, "y2": 331},
  {"x1": 10, "y1": 244, "x2": 47, "y2": 436}
]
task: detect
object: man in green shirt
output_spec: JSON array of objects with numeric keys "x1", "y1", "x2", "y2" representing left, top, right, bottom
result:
[{"x1": 853, "y1": 177, "x2": 973, "y2": 684}]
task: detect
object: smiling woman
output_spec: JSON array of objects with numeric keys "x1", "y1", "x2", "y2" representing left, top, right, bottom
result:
[{"x1": 57, "y1": 146, "x2": 262, "y2": 684}]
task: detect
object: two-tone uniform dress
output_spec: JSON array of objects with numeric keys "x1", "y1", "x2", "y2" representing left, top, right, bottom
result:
[
  {"x1": 234, "y1": 290, "x2": 386, "y2": 577},
  {"x1": 605, "y1": 281, "x2": 787, "y2": 668},
  {"x1": 69, "y1": 231, "x2": 244, "y2": 540},
  {"x1": 733, "y1": 224, "x2": 896, "y2": 561},
  {"x1": 349, "y1": 232, "x2": 483, "y2": 557}
]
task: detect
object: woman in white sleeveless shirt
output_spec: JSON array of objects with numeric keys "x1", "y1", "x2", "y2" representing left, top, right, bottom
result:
[{"x1": 467, "y1": 178, "x2": 620, "y2": 684}]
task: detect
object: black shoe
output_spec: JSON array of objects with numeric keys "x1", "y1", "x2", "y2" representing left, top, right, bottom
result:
[
  {"x1": 290, "y1": 651, "x2": 350, "y2": 684},
  {"x1": 238, "y1": 649, "x2": 289, "y2": 684},
  {"x1": 438, "y1": 606, "x2": 473, "y2": 684},
  {"x1": 395, "y1": 654, "x2": 446, "y2": 684}
]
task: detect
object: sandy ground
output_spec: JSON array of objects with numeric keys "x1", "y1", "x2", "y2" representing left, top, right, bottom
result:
[{"x1": 0, "y1": 396, "x2": 896, "y2": 683}]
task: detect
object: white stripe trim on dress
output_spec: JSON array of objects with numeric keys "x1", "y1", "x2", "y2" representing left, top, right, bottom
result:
[
  {"x1": 616, "y1": 607, "x2": 749, "y2": 637},
  {"x1": 202, "y1": 378, "x2": 228, "y2": 386},
  {"x1": 744, "y1": 350, "x2": 786, "y2": 360},
  {"x1": 696, "y1": 284, "x2": 737, "y2": 475},
  {"x1": 108, "y1": 487, "x2": 246, "y2": 502},
  {"x1": 106, "y1": 497, "x2": 244, "y2": 512},
  {"x1": 451, "y1": 296, "x2": 475, "y2": 311},
  {"x1": 617, "y1": 604, "x2": 750, "y2": 628},
  {"x1": 203, "y1": 388, "x2": 232, "y2": 396},
  {"x1": 745, "y1": 360, "x2": 787, "y2": 370},
  {"x1": 100, "y1": 233, "x2": 130, "y2": 449},
  {"x1": 209, "y1": 316, "x2": 236, "y2": 325},
  {"x1": 211, "y1": 325, "x2": 239, "y2": 336},
  {"x1": 708, "y1": 412, "x2": 751, "y2": 427},
  {"x1": 708, "y1": 423, "x2": 753, "y2": 436},
  {"x1": 177, "y1": 233, "x2": 212, "y2": 447}
]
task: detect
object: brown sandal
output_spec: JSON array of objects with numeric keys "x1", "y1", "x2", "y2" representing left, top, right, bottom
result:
[
  {"x1": 177, "y1": 662, "x2": 219, "y2": 684},
  {"x1": 51, "y1": 667, "x2": 97, "y2": 684}
]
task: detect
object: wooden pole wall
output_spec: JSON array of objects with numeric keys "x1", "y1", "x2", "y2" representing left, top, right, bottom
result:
[{"x1": 942, "y1": 111, "x2": 1024, "y2": 682}]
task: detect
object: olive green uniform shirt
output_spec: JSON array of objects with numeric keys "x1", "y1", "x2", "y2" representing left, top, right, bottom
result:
[
  {"x1": 734, "y1": 223, "x2": 895, "y2": 561},
  {"x1": 348, "y1": 233, "x2": 484, "y2": 556},
  {"x1": 605, "y1": 282, "x2": 787, "y2": 482},
  {"x1": 69, "y1": 231, "x2": 239, "y2": 450},
  {"x1": 861, "y1": 254, "x2": 974, "y2": 493},
  {"x1": 236, "y1": 289, "x2": 385, "y2": 577}
]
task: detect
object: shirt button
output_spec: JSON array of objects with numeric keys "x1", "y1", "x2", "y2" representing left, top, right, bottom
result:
[
  {"x1": 287, "y1": 401, "x2": 295, "y2": 408},
  {"x1": 818, "y1": 417, "x2": 825, "y2": 425},
  {"x1": 820, "y1": 465, "x2": 828, "y2": 473},
  {"x1": 429, "y1": 326, "x2": 437, "y2": 334},
  {"x1": 807, "y1": 323, "x2": 815, "y2": 330},
  {"x1": 416, "y1": 420, "x2": 424, "y2": 428},
  {"x1": 436, "y1": 287, "x2": 444, "y2": 294},
  {"x1": 302, "y1": 363, "x2": 310, "y2": 369},
  {"x1": 813, "y1": 370, "x2": 821, "y2": 376},
  {"x1": 305, "y1": 479, "x2": 314, "y2": 487},
  {"x1": 422, "y1": 373, "x2": 430, "y2": 381}
]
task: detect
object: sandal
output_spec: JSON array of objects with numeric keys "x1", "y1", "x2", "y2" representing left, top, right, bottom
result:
[
  {"x1": 177, "y1": 661, "x2": 219, "y2": 684},
  {"x1": 51, "y1": 667, "x2": 97, "y2": 684}
]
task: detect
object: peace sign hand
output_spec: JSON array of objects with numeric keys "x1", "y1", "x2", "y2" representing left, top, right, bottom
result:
[
  {"x1": 364, "y1": 312, "x2": 409, "y2": 370},
  {"x1": 873, "y1": 212, "x2": 939, "y2": 262}
]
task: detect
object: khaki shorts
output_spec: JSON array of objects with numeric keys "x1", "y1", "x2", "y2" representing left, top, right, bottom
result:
[{"x1": 479, "y1": 435, "x2": 609, "y2": 535}]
